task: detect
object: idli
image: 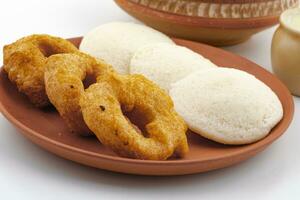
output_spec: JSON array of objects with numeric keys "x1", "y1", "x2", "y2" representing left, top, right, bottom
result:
[
  {"x1": 130, "y1": 43, "x2": 216, "y2": 91},
  {"x1": 170, "y1": 68, "x2": 283, "y2": 145},
  {"x1": 79, "y1": 22, "x2": 174, "y2": 74}
]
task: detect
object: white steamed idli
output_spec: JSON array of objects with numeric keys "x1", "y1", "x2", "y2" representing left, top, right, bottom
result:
[
  {"x1": 130, "y1": 43, "x2": 216, "y2": 91},
  {"x1": 79, "y1": 22, "x2": 174, "y2": 74},
  {"x1": 169, "y1": 68, "x2": 283, "y2": 145}
]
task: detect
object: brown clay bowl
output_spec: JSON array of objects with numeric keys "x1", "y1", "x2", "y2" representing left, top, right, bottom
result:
[
  {"x1": 114, "y1": 0, "x2": 299, "y2": 46},
  {"x1": 0, "y1": 37, "x2": 294, "y2": 176}
]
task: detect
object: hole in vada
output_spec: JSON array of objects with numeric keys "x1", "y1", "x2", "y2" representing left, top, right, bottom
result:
[
  {"x1": 83, "y1": 73, "x2": 97, "y2": 89},
  {"x1": 38, "y1": 43, "x2": 58, "y2": 57},
  {"x1": 122, "y1": 106, "x2": 150, "y2": 138}
]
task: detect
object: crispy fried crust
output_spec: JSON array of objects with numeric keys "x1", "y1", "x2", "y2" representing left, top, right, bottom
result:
[
  {"x1": 44, "y1": 53, "x2": 112, "y2": 136},
  {"x1": 3, "y1": 34, "x2": 78, "y2": 107},
  {"x1": 80, "y1": 72, "x2": 189, "y2": 160},
  {"x1": 4, "y1": 34, "x2": 189, "y2": 159}
]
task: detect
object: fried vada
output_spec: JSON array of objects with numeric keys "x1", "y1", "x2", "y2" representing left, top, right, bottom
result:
[
  {"x1": 3, "y1": 34, "x2": 78, "y2": 107},
  {"x1": 80, "y1": 72, "x2": 189, "y2": 160},
  {"x1": 44, "y1": 53, "x2": 112, "y2": 136}
]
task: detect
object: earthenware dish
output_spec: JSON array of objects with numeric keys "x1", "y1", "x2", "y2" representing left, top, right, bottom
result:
[
  {"x1": 0, "y1": 37, "x2": 294, "y2": 176},
  {"x1": 114, "y1": 0, "x2": 299, "y2": 46}
]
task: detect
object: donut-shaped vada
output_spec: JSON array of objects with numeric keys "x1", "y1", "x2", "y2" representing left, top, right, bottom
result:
[
  {"x1": 3, "y1": 34, "x2": 78, "y2": 107},
  {"x1": 44, "y1": 53, "x2": 112, "y2": 136},
  {"x1": 80, "y1": 73, "x2": 189, "y2": 160}
]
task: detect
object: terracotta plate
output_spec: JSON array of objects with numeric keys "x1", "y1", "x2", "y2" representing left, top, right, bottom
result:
[{"x1": 0, "y1": 37, "x2": 294, "y2": 176}]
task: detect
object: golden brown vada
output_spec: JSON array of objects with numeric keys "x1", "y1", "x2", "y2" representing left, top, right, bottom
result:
[
  {"x1": 44, "y1": 52, "x2": 112, "y2": 136},
  {"x1": 80, "y1": 73, "x2": 189, "y2": 160},
  {"x1": 3, "y1": 34, "x2": 78, "y2": 107}
]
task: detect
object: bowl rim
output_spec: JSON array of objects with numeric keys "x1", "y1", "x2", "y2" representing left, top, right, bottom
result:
[{"x1": 115, "y1": 0, "x2": 298, "y2": 29}]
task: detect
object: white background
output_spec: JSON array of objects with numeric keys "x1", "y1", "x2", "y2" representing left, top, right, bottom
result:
[{"x1": 0, "y1": 1, "x2": 299, "y2": 199}]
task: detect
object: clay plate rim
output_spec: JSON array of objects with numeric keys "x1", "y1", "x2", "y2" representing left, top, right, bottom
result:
[{"x1": 0, "y1": 37, "x2": 294, "y2": 167}]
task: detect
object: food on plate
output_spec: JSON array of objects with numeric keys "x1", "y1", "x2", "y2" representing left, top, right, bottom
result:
[
  {"x1": 79, "y1": 22, "x2": 174, "y2": 75},
  {"x1": 170, "y1": 68, "x2": 283, "y2": 145},
  {"x1": 44, "y1": 52, "x2": 112, "y2": 136},
  {"x1": 1, "y1": 28, "x2": 286, "y2": 162},
  {"x1": 130, "y1": 43, "x2": 216, "y2": 91},
  {"x1": 3, "y1": 34, "x2": 78, "y2": 107},
  {"x1": 80, "y1": 72, "x2": 189, "y2": 160}
]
